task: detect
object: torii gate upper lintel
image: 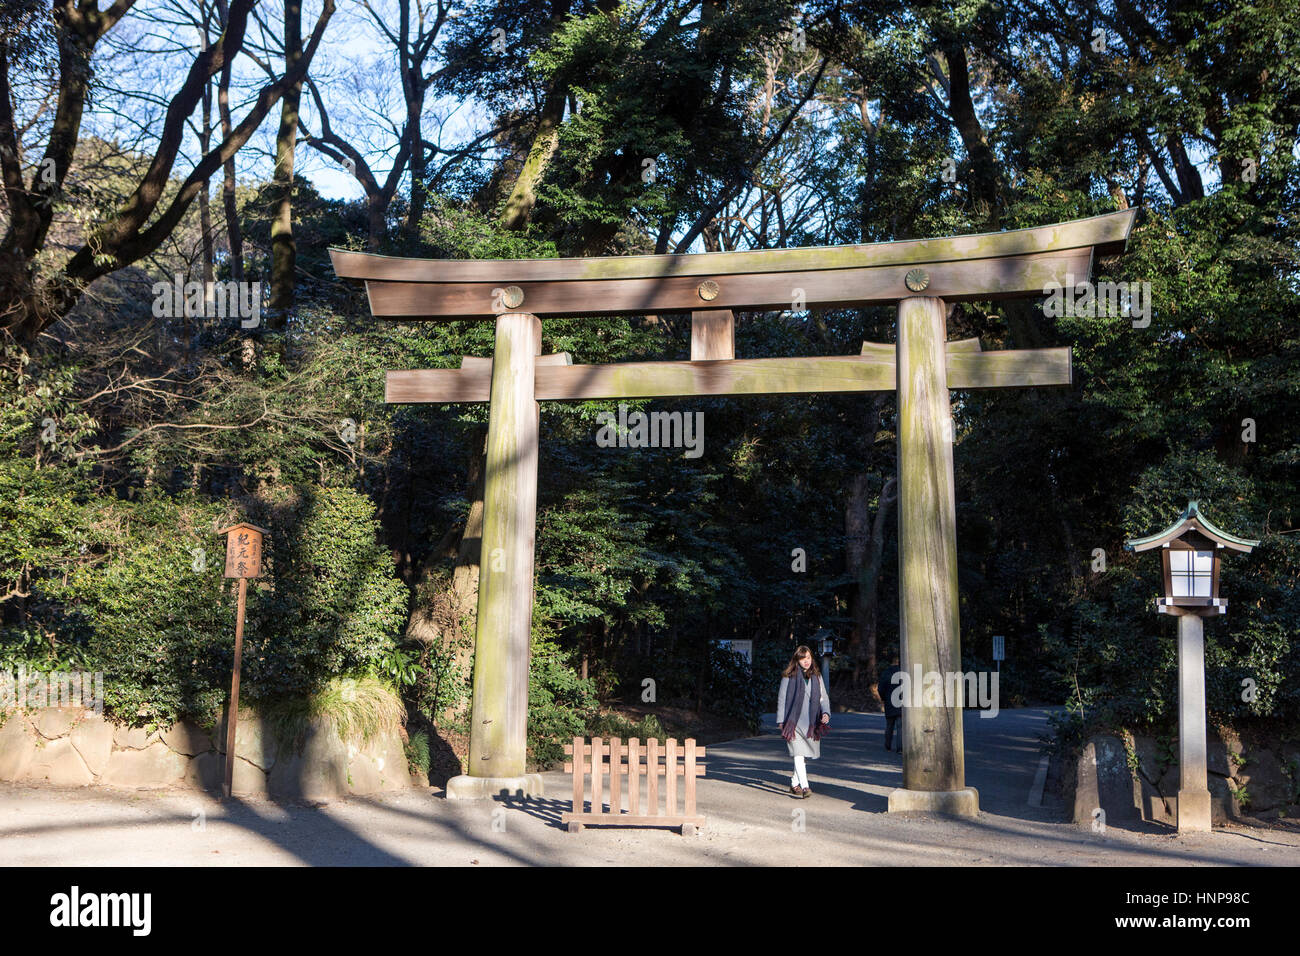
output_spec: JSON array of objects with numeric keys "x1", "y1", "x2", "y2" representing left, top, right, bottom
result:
[{"x1": 330, "y1": 208, "x2": 1137, "y2": 809}]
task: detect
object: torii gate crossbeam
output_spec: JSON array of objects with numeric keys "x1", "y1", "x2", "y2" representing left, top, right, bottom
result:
[{"x1": 331, "y1": 209, "x2": 1136, "y2": 811}]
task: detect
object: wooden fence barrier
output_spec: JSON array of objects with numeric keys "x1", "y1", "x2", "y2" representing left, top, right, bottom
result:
[{"x1": 562, "y1": 736, "x2": 706, "y2": 835}]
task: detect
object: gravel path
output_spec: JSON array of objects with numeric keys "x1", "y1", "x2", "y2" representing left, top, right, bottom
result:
[{"x1": 3, "y1": 709, "x2": 1297, "y2": 866}]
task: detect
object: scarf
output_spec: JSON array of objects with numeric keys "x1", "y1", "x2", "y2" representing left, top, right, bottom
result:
[{"x1": 781, "y1": 669, "x2": 828, "y2": 742}]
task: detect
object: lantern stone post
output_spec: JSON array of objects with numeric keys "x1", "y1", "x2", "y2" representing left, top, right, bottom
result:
[
  {"x1": 1126, "y1": 501, "x2": 1258, "y2": 832},
  {"x1": 1176, "y1": 613, "x2": 1210, "y2": 829}
]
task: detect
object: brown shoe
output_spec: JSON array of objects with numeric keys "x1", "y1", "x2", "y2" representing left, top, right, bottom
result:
[
  {"x1": 790, "y1": 784, "x2": 802, "y2": 796},
  {"x1": 799, "y1": 787, "x2": 812, "y2": 798}
]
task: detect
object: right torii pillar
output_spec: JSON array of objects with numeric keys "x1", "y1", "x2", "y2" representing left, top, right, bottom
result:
[{"x1": 888, "y1": 296, "x2": 979, "y2": 817}]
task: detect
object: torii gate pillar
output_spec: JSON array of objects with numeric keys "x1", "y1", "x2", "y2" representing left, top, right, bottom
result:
[
  {"x1": 445, "y1": 312, "x2": 545, "y2": 799},
  {"x1": 888, "y1": 296, "x2": 978, "y2": 816}
]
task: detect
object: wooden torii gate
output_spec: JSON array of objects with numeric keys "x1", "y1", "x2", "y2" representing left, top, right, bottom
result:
[{"x1": 331, "y1": 209, "x2": 1136, "y2": 810}]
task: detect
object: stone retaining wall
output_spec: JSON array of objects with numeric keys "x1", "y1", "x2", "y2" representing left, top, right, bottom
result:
[
  {"x1": 0, "y1": 707, "x2": 419, "y2": 801},
  {"x1": 1071, "y1": 729, "x2": 1299, "y2": 827}
]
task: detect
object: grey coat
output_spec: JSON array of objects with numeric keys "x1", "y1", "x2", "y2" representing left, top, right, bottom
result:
[{"x1": 777, "y1": 673, "x2": 830, "y2": 759}]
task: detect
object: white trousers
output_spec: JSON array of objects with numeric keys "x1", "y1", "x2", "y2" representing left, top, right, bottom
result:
[{"x1": 791, "y1": 755, "x2": 809, "y2": 789}]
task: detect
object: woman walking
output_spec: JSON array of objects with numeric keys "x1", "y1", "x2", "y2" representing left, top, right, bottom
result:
[{"x1": 777, "y1": 644, "x2": 830, "y2": 797}]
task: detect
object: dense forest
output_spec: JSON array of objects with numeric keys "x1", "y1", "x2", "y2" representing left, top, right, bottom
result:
[{"x1": 2, "y1": 0, "x2": 1297, "y2": 775}]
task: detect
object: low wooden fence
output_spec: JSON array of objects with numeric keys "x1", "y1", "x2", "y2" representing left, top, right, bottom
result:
[{"x1": 562, "y1": 736, "x2": 706, "y2": 834}]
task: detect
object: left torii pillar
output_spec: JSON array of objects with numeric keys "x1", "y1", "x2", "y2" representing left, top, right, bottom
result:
[{"x1": 446, "y1": 311, "x2": 546, "y2": 799}]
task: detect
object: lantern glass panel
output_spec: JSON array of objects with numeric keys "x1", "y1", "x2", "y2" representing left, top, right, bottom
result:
[{"x1": 1169, "y1": 549, "x2": 1214, "y2": 597}]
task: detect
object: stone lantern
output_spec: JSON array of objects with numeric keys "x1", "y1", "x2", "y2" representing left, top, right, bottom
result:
[{"x1": 1125, "y1": 501, "x2": 1258, "y2": 831}]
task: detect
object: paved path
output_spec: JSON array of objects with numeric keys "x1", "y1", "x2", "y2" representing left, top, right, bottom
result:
[{"x1": 3, "y1": 709, "x2": 1298, "y2": 866}]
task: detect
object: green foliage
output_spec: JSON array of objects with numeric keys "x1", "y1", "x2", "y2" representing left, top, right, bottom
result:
[
  {"x1": 368, "y1": 644, "x2": 422, "y2": 692},
  {"x1": 1032, "y1": 446, "x2": 1298, "y2": 734},
  {"x1": 406, "y1": 607, "x2": 473, "y2": 731},
  {"x1": 526, "y1": 627, "x2": 599, "y2": 768},
  {"x1": 0, "y1": 346, "x2": 98, "y2": 620},
  {"x1": 240, "y1": 174, "x2": 372, "y2": 305},
  {"x1": 404, "y1": 728, "x2": 431, "y2": 775},
  {"x1": 704, "y1": 647, "x2": 769, "y2": 733},
  {"x1": 260, "y1": 675, "x2": 406, "y2": 750},
  {"x1": 1, "y1": 476, "x2": 409, "y2": 727},
  {"x1": 613, "y1": 639, "x2": 790, "y2": 735},
  {"x1": 241, "y1": 485, "x2": 410, "y2": 702},
  {"x1": 586, "y1": 710, "x2": 666, "y2": 741},
  {"x1": 26, "y1": 492, "x2": 233, "y2": 724},
  {"x1": 419, "y1": 195, "x2": 559, "y2": 261}
]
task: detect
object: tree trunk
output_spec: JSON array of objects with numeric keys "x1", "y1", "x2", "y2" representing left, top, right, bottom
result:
[
  {"x1": 846, "y1": 473, "x2": 895, "y2": 701},
  {"x1": 368, "y1": 191, "x2": 387, "y2": 251},
  {"x1": 1166, "y1": 133, "x2": 1205, "y2": 201},
  {"x1": 268, "y1": 0, "x2": 304, "y2": 327},
  {"x1": 498, "y1": 85, "x2": 566, "y2": 231},
  {"x1": 217, "y1": 0, "x2": 244, "y2": 283},
  {"x1": 401, "y1": 0, "x2": 426, "y2": 233},
  {"x1": 937, "y1": 39, "x2": 1001, "y2": 227},
  {"x1": 197, "y1": 30, "x2": 215, "y2": 350}
]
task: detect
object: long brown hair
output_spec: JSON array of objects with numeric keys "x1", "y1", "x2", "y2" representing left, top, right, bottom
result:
[{"x1": 782, "y1": 644, "x2": 819, "y2": 679}]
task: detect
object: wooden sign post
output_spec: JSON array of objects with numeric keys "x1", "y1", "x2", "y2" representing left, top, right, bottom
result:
[{"x1": 216, "y1": 522, "x2": 267, "y2": 799}]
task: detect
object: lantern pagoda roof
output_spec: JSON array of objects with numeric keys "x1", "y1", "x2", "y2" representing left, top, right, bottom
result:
[{"x1": 1124, "y1": 501, "x2": 1259, "y2": 554}]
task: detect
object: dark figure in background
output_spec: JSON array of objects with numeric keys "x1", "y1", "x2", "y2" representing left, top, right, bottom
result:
[{"x1": 877, "y1": 649, "x2": 902, "y2": 753}]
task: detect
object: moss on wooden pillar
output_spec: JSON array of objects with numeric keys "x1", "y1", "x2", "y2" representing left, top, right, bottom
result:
[
  {"x1": 466, "y1": 312, "x2": 541, "y2": 780},
  {"x1": 895, "y1": 296, "x2": 965, "y2": 794}
]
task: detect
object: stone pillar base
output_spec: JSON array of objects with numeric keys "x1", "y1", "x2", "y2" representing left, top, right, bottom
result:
[
  {"x1": 445, "y1": 773, "x2": 544, "y2": 801},
  {"x1": 1176, "y1": 788, "x2": 1212, "y2": 832},
  {"x1": 887, "y1": 787, "x2": 979, "y2": 817}
]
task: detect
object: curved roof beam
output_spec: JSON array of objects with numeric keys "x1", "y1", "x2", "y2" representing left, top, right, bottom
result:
[{"x1": 329, "y1": 209, "x2": 1137, "y2": 321}]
